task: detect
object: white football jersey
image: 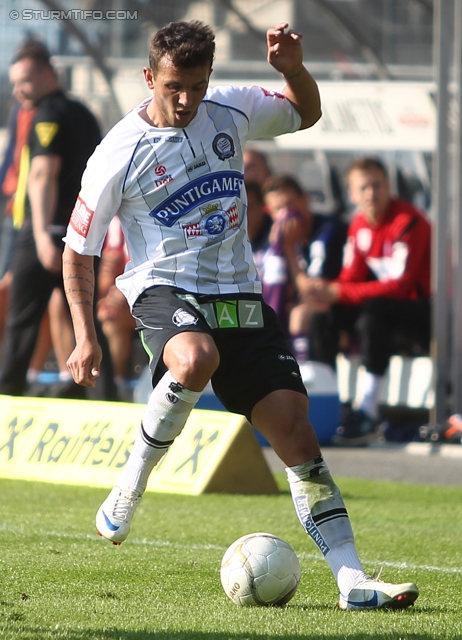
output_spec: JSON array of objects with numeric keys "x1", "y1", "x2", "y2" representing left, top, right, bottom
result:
[{"x1": 64, "y1": 84, "x2": 301, "y2": 308}]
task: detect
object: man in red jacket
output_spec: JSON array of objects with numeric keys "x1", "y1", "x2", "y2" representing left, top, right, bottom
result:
[{"x1": 300, "y1": 157, "x2": 431, "y2": 445}]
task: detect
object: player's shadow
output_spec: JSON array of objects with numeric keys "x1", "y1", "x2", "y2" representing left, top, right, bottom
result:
[{"x1": 11, "y1": 628, "x2": 441, "y2": 640}]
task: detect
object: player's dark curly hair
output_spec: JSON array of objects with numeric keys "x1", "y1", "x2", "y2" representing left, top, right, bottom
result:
[{"x1": 149, "y1": 20, "x2": 215, "y2": 73}]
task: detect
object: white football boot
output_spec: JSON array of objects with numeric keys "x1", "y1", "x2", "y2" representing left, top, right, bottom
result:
[
  {"x1": 339, "y1": 578, "x2": 419, "y2": 610},
  {"x1": 96, "y1": 487, "x2": 142, "y2": 545}
]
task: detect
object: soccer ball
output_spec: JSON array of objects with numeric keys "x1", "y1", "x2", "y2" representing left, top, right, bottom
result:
[{"x1": 220, "y1": 532, "x2": 301, "y2": 606}]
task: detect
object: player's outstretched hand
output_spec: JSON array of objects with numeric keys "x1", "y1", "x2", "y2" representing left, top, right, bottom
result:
[{"x1": 267, "y1": 22, "x2": 303, "y2": 77}]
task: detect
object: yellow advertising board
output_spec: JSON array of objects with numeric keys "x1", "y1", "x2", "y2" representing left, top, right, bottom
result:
[{"x1": 0, "y1": 395, "x2": 278, "y2": 495}]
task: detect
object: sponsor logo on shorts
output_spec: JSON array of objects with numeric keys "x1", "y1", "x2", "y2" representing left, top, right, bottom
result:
[
  {"x1": 278, "y1": 354, "x2": 297, "y2": 362},
  {"x1": 215, "y1": 301, "x2": 238, "y2": 328},
  {"x1": 69, "y1": 196, "x2": 94, "y2": 238},
  {"x1": 212, "y1": 133, "x2": 235, "y2": 160},
  {"x1": 172, "y1": 308, "x2": 198, "y2": 327},
  {"x1": 204, "y1": 300, "x2": 264, "y2": 329}
]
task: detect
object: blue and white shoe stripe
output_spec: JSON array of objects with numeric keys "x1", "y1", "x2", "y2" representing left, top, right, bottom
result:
[{"x1": 102, "y1": 510, "x2": 120, "y2": 532}]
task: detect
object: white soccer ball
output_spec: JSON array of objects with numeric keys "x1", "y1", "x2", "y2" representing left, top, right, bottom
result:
[{"x1": 220, "y1": 532, "x2": 301, "y2": 606}]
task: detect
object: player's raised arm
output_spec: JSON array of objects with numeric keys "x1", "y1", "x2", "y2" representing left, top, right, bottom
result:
[
  {"x1": 62, "y1": 244, "x2": 102, "y2": 387},
  {"x1": 267, "y1": 22, "x2": 322, "y2": 130}
]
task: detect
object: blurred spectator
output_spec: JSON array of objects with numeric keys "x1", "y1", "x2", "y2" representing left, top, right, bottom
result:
[
  {"x1": 0, "y1": 55, "x2": 75, "y2": 394},
  {"x1": 243, "y1": 148, "x2": 272, "y2": 186},
  {"x1": 306, "y1": 157, "x2": 431, "y2": 446},
  {"x1": 0, "y1": 39, "x2": 118, "y2": 400},
  {"x1": 0, "y1": 98, "x2": 35, "y2": 351},
  {"x1": 259, "y1": 176, "x2": 308, "y2": 339},
  {"x1": 262, "y1": 174, "x2": 347, "y2": 359}
]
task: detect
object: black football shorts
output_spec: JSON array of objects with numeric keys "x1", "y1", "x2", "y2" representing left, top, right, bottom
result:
[{"x1": 132, "y1": 286, "x2": 307, "y2": 421}]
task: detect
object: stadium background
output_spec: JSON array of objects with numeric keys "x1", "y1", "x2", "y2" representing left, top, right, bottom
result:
[{"x1": 0, "y1": 0, "x2": 461, "y2": 424}]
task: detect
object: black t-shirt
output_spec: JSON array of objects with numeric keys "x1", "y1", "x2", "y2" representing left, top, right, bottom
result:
[{"x1": 27, "y1": 90, "x2": 101, "y2": 231}]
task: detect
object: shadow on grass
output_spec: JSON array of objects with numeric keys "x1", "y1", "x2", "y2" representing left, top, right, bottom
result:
[{"x1": 0, "y1": 626, "x2": 441, "y2": 640}]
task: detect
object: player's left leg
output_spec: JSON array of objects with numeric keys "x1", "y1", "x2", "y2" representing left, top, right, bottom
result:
[
  {"x1": 251, "y1": 389, "x2": 419, "y2": 610},
  {"x1": 212, "y1": 296, "x2": 419, "y2": 609}
]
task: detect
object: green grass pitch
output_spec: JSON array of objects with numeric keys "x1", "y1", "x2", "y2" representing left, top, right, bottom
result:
[{"x1": 0, "y1": 473, "x2": 461, "y2": 639}]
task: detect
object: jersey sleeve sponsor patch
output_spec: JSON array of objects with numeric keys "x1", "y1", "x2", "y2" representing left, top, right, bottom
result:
[
  {"x1": 260, "y1": 87, "x2": 285, "y2": 100},
  {"x1": 35, "y1": 122, "x2": 59, "y2": 147},
  {"x1": 69, "y1": 196, "x2": 94, "y2": 238}
]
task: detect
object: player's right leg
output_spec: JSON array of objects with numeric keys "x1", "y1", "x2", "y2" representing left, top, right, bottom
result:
[
  {"x1": 96, "y1": 333, "x2": 218, "y2": 544},
  {"x1": 96, "y1": 287, "x2": 218, "y2": 544}
]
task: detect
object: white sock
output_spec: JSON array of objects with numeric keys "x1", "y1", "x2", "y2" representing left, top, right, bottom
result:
[
  {"x1": 116, "y1": 371, "x2": 202, "y2": 493},
  {"x1": 286, "y1": 458, "x2": 367, "y2": 596},
  {"x1": 354, "y1": 370, "x2": 383, "y2": 419}
]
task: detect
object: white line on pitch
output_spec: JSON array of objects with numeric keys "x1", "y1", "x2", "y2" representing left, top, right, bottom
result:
[
  {"x1": 297, "y1": 552, "x2": 462, "y2": 575},
  {"x1": 2, "y1": 524, "x2": 461, "y2": 574}
]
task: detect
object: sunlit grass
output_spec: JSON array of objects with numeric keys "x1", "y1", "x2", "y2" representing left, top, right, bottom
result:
[{"x1": 0, "y1": 475, "x2": 461, "y2": 639}]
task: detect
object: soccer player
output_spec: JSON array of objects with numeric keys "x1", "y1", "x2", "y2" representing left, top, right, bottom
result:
[{"x1": 63, "y1": 20, "x2": 419, "y2": 610}]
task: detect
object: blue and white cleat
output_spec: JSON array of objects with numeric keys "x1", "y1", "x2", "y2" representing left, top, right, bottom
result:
[
  {"x1": 339, "y1": 578, "x2": 419, "y2": 610},
  {"x1": 96, "y1": 487, "x2": 142, "y2": 545}
]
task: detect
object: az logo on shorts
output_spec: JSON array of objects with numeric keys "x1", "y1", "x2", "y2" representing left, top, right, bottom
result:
[{"x1": 199, "y1": 300, "x2": 264, "y2": 330}]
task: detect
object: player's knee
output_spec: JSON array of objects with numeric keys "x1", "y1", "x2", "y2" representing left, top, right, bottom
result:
[
  {"x1": 167, "y1": 337, "x2": 220, "y2": 387},
  {"x1": 185, "y1": 343, "x2": 219, "y2": 375}
]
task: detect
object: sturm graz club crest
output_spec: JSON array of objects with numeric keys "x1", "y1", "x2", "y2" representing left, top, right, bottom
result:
[
  {"x1": 212, "y1": 133, "x2": 235, "y2": 160},
  {"x1": 172, "y1": 308, "x2": 199, "y2": 327}
]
